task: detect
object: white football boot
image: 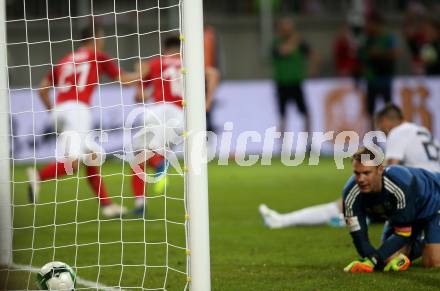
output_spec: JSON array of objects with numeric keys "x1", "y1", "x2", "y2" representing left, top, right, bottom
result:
[
  {"x1": 101, "y1": 204, "x2": 127, "y2": 218},
  {"x1": 259, "y1": 204, "x2": 283, "y2": 229}
]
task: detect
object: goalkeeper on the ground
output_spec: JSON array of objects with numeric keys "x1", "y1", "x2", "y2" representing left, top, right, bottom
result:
[{"x1": 342, "y1": 147, "x2": 440, "y2": 272}]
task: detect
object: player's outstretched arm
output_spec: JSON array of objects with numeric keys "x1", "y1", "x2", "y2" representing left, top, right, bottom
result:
[
  {"x1": 134, "y1": 82, "x2": 147, "y2": 103},
  {"x1": 121, "y1": 60, "x2": 151, "y2": 88},
  {"x1": 344, "y1": 253, "x2": 410, "y2": 273},
  {"x1": 120, "y1": 71, "x2": 141, "y2": 85},
  {"x1": 38, "y1": 77, "x2": 52, "y2": 111},
  {"x1": 99, "y1": 53, "x2": 142, "y2": 86},
  {"x1": 133, "y1": 60, "x2": 152, "y2": 102}
]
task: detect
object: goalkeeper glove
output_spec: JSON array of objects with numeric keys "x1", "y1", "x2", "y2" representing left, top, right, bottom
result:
[
  {"x1": 344, "y1": 258, "x2": 375, "y2": 273},
  {"x1": 384, "y1": 254, "x2": 410, "y2": 272}
]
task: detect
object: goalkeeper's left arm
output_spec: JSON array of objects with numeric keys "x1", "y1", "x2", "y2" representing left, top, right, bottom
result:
[
  {"x1": 346, "y1": 218, "x2": 413, "y2": 271},
  {"x1": 343, "y1": 190, "x2": 412, "y2": 271}
]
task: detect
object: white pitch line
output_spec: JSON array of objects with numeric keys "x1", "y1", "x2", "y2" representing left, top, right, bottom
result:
[{"x1": 10, "y1": 263, "x2": 124, "y2": 291}]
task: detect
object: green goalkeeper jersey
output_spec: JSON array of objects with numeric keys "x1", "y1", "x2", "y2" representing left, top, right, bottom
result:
[{"x1": 272, "y1": 38, "x2": 310, "y2": 85}]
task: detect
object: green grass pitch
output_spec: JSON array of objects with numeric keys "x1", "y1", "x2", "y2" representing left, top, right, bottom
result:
[{"x1": 1, "y1": 158, "x2": 440, "y2": 290}]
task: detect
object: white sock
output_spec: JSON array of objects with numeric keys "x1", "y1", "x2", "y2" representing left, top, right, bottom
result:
[
  {"x1": 278, "y1": 201, "x2": 340, "y2": 227},
  {"x1": 135, "y1": 197, "x2": 145, "y2": 208}
]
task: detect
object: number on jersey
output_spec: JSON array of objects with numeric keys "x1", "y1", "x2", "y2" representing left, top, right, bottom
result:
[
  {"x1": 58, "y1": 62, "x2": 91, "y2": 93},
  {"x1": 417, "y1": 131, "x2": 440, "y2": 161}
]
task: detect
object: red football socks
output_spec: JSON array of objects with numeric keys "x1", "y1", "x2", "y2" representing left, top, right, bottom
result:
[
  {"x1": 39, "y1": 162, "x2": 69, "y2": 181},
  {"x1": 86, "y1": 166, "x2": 111, "y2": 206},
  {"x1": 132, "y1": 163, "x2": 145, "y2": 198}
]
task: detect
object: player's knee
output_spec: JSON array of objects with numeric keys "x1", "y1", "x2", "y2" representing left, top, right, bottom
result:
[
  {"x1": 83, "y1": 152, "x2": 104, "y2": 166},
  {"x1": 422, "y1": 261, "x2": 440, "y2": 268},
  {"x1": 60, "y1": 158, "x2": 79, "y2": 174}
]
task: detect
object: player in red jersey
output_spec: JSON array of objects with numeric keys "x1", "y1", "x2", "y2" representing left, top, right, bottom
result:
[
  {"x1": 129, "y1": 35, "x2": 220, "y2": 215},
  {"x1": 27, "y1": 24, "x2": 139, "y2": 218},
  {"x1": 129, "y1": 35, "x2": 184, "y2": 214}
]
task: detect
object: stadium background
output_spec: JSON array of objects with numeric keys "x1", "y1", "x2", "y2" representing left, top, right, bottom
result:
[{"x1": 6, "y1": 0, "x2": 440, "y2": 161}]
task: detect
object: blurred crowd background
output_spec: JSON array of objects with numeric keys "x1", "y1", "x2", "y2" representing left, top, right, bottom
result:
[
  {"x1": 5, "y1": 0, "x2": 440, "y2": 82},
  {"x1": 5, "y1": 0, "x2": 440, "y2": 158}
]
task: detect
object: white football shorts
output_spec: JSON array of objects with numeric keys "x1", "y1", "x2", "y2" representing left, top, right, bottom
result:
[
  {"x1": 132, "y1": 103, "x2": 184, "y2": 153},
  {"x1": 52, "y1": 101, "x2": 102, "y2": 162}
]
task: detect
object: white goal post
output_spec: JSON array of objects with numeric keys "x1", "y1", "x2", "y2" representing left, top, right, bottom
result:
[
  {"x1": 0, "y1": 0, "x2": 12, "y2": 268},
  {"x1": 182, "y1": 0, "x2": 211, "y2": 290}
]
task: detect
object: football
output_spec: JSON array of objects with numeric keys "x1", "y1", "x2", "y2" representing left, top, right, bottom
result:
[{"x1": 36, "y1": 261, "x2": 76, "y2": 290}]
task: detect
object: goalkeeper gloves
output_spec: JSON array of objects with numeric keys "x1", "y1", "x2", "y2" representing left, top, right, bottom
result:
[
  {"x1": 343, "y1": 258, "x2": 375, "y2": 273},
  {"x1": 384, "y1": 254, "x2": 410, "y2": 272}
]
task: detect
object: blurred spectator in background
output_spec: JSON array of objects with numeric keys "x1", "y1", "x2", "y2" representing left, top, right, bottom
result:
[
  {"x1": 271, "y1": 16, "x2": 320, "y2": 137},
  {"x1": 403, "y1": 2, "x2": 428, "y2": 74},
  {"x1": 419, "y1": 18, "x2": 440, "y2": 76},
  {"x1": 358, "y1": 12, "x2": 399, "y2": 124},
  {"x1": 204, "y1": 25, "x2": 221, "y2": 132},
  {"x1": 204, "y1": 25, "x2": 217, "y2": 70},
  {"x1": 333, "y1": 22, "x2": 362, "y2": 78}
]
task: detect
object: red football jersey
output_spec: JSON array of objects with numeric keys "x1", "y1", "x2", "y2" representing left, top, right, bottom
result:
[
  {"x1": 48, "y1": 47, "x2": 120, "y2": 105},
  {"x1": 142, "y1": 54, "x2": 183, "y2": 107}
]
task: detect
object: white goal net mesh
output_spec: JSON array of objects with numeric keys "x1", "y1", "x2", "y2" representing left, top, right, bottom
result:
[{"x1": 1, "y1": 0, "x2": 190, "y2": 290}]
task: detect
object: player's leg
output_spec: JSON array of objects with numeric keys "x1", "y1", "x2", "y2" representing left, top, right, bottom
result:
[
  {"x1": 382, "y1": 221, "x2": 424, "y2": 265},
  {"x1": 148, "y1": 103, "x2": 183, "y2": 194},
  {"x1": 131, "y1": 157, "x2": 146, "y2": 215},
  {"x1": 77, "y1": 104, "x2": 125, "y2": 218},
  {"x1": 422, "y1": 244, "x2": 440, "y2": 267},
  {"x1": 128, "y1": 105, "x2": 166, "y2": 215},
  {"x1": 133, "y1": 105, "x2": 167, "y2": 196},
  {"x1": 27, "y1": 102, "x2": 81, "y2": 202},
  {"x1": 366, "y1": 80, "x2": 378, "y2": 128},
  {"x1": 85, "y1": 162, "x2": 126, "y2": 218},
  {"x1": 130, "y1": 108, "x2": 156, "y2": 215},
  {"x1": 293, "y1": 83, "x2": 310, "y2": 134},
  {"x1": 421, "y1": 211, "x2": 440, "y2": 267},
  {"x1": 259, "y1": 199, "x2": 343, "y2": 228},
  {"x1": 84, "y1": 148, "x2": 127, "y2": 218},
  {"x1": 84, "y1": 158, "x2": 111, "y2": 207},
  {"x1": 275, "y1": 84, "x2": 288, "y2": 135},
  {"x1": 148, "y1": 153, "x2": 167, "y2": 195},
  {"x1": 292, "y1": 83, "x2": 311, "y2": 151}
]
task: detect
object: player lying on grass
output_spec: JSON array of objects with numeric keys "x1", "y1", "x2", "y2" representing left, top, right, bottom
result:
[
  {"x1": 27, "y1": 24, "x2": 139, "y2": 218},
  {"x1": 259, "y1": 104, "x2": 440, "y2": 228},
  {"x1": 343, "y1": 147, "x2": 440, "y2": 272}
]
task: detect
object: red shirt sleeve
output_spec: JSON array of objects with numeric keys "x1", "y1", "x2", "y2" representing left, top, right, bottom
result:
[{"x1": 97, "y1": 52, "x2": 122, "y2": 80}]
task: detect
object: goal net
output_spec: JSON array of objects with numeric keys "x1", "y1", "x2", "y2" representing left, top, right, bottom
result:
[{"x1": 0, "y1": 0, "x2": 210, "y2": 290}]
